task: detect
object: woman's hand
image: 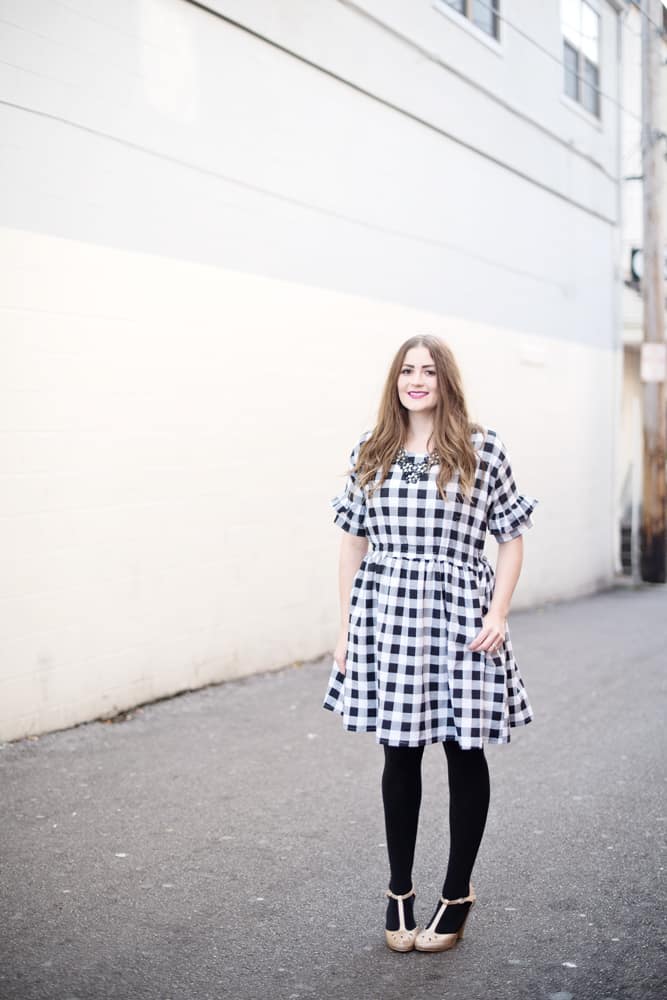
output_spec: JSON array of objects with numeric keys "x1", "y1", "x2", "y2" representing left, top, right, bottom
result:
[
  {"x1": 467, "y1": 611, "x2": 507, "y2": 654},
  {"x1": 333, "y1": 627, "x2": 349, "y2": 675}
]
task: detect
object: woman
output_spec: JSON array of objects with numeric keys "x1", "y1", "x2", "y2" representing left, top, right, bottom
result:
[{"x1": 322, "y1": 334, "x2": 539, "y2": 954}]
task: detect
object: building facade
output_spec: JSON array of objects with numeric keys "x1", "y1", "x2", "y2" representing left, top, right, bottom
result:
[{"x1": 1, "y1": 0, "x2": 625, "y2": 740}]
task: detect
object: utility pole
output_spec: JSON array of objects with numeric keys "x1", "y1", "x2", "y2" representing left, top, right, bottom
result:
[{"x1": 640, "y1": 0, "x2": 666, "y2": 582}]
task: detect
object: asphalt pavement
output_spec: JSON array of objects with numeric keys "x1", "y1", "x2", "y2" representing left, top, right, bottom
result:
[{"x1": 1, "y1": 582, "x2": 666, "y2": 1000}]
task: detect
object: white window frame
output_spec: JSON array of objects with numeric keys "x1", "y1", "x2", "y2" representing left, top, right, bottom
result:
[
  {"x1": 432, "y1": 0, "x2": 503, "y2": 54},
  {"x1": 561, "y1": 0, "x2": 602, "y2": 121}
]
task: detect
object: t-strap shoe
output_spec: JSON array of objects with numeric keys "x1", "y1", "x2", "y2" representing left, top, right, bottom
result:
[
  {"x1": 384, "y1": 887, "x2": 419, "y2": 952},
  {"x1": 414, "y1": 883, "x2": 476, "y2": 952}
]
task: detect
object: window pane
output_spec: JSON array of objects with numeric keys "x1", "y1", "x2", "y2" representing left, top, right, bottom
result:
[
  {"x1": 443, "y1": 0, "x2": 465, "y2": 12},
  {"x1": 562, "y1": 0, "x2": 582, "y2": 48},
  {"x1": 472, "y1": 0, "x2": 499, "y2": 38},
  {"x1": 564, "y1": 40, "x2": 579, "y2": 101},
  {"x1": 582, "y1": 58, "x2": 600, "y2": 116},
  {"x1": 580, "y1": 2, "x2": 599, "y2": 64}
]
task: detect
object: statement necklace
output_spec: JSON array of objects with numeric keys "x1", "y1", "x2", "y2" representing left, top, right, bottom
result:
[{"x1": 396, "y1": 446, "x2": 440, "y2": 484}]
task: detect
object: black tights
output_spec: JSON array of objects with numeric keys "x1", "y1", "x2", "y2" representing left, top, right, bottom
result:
[{"x1": 382, "y1": 742, "x2": 490, "y2": 932}]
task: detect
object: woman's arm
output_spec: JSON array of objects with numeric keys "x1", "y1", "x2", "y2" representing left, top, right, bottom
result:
[
  {"x1": 489, "y1": 535, "x2": 524, "y2": 618},
  {"x1": 468, "y1": 535, "x2": 523, "y2": 653},
  {"x1": 333, "y1": 532, "x2": 369, "y2": 672}
]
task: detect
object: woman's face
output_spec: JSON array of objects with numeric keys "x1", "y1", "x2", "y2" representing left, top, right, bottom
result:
[{"x1": 397, "y1": 346, "x2": 439, "y2": 413}]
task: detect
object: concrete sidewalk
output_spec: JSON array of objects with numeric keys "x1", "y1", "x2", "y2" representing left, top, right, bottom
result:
[{"x1": 1, "y1": 583, "x2": 666, "y2": 1000}]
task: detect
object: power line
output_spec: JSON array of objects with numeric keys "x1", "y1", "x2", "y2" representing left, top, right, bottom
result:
[
  {"x1": 431, "y1": 0, "x2": 642, "y2": 123},
  {"x1": 46, "y1": 0, "x2": 628, "y2": 182},
  {"x1": 0, "y1": 1, "x2": 619, "y2": 230},
  {"x1": 629, "y1": 0, "x2": 667, "y2": 34},
  {"x1": 337, "y1": 0, "x2": 621, "y2": 179},
  {"x1": 0, "y1": 97, "x2": 573, "y2": 289},
  {"x1": 181, "y1": 0, "x2": 617, "y2": 222}
]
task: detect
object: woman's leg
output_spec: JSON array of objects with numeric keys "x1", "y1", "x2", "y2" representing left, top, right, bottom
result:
[
  {"x1": 429, "y1": 740, "x2": 490, "y2": 933},
  {"x1": 382, "y1": 744, "x2": 425, "y2": 930}
]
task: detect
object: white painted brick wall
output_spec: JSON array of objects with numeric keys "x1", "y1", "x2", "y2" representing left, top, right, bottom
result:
[{"x1": 0, "y1": 1, "x2": 622, "y2": 739}]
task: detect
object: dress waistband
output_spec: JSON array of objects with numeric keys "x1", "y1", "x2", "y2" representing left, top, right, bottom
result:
[{"x1": 368, "y1": 545, "x2": 489, "y2": 570}]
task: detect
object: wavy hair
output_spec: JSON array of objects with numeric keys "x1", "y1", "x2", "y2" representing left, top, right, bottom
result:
[{"x1": 355, "y1": 335, "x2": 486, "y2": 502}]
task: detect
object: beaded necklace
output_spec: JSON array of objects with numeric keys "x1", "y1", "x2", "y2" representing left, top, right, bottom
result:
[{"x1": 395, "y1": 446, "x2": 440, "y2": 484}]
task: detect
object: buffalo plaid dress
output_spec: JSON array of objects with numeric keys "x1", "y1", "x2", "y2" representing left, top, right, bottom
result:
[{"x1": 322, "y1": 427, "x2": 539, "y2": 749}]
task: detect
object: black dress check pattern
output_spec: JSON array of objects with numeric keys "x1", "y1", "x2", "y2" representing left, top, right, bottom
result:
[{"x1": 322, "y1": 427, "x2": 539, "y2": 749}]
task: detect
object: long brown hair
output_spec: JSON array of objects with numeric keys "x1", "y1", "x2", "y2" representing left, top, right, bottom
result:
[{"x1": 355, "y1": 335, "x2": 486, "y2": 501}]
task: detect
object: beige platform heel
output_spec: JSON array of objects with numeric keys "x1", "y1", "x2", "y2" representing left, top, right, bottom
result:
[
  {"x1": 414, "y1": 883, "x2": 476, "y2": 952},
  {"x1": 384, "y1": 887, "x2": 419, "y2": 953}
]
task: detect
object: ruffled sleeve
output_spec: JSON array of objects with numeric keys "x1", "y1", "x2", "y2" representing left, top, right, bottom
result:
[
  {"x1": 331, "y1": 433, "x2": 370, "y2": 537},
  {"x1": 487, "y1": 434, "x2": 539, "y2": 543}
]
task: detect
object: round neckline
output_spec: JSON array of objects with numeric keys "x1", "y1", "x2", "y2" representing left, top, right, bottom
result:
[{"x1": 400, "y1": 429, "x2": 485, "y2": 457}]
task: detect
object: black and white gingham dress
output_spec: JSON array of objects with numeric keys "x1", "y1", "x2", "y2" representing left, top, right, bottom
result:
[{"x1": 322, "y1": 427, "x2": 539, "y2": 749}]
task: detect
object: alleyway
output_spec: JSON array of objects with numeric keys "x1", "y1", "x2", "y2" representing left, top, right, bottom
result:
[{"x1": 1, "y1": 584, "x2": 665, "y2": 1000}]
